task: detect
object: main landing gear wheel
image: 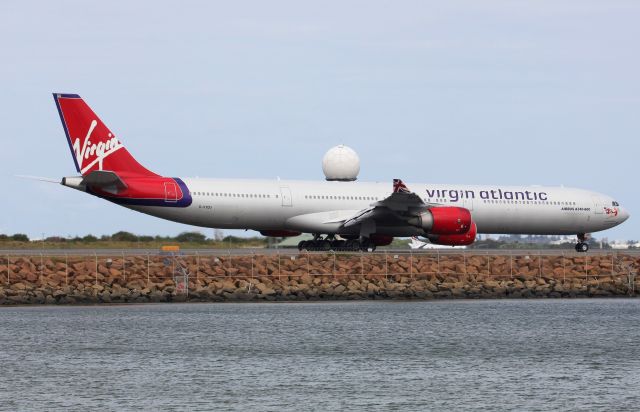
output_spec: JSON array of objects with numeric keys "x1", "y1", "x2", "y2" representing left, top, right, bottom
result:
[
  {"x1": 575, "y1": 233, "x2": 589, "y2": 253},
  {"x1": 298, "y1": 236, "x2": 375, "y2": 252},
  {"x1": 575, "y1": 242, "x2": 589, "y2": 253}
]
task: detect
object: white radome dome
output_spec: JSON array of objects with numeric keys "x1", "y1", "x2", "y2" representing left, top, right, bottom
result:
[{"x1": 322, "y1": 145, "x2": 360, "y2": 181}]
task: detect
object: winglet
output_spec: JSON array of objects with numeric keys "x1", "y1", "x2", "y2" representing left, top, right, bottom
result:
[{"x1": 393, "y1": 179, "x2": 411, "y2": 194}]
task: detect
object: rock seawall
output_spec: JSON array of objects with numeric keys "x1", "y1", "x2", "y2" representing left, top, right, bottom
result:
[{"x1": 0, "y1": 252, "x2": 638, "y2": 304}]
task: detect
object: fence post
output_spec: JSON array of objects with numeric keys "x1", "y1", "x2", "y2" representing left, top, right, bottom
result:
[
  {"x1": 65, "y1": 254, "x2": 68, "y2": 286},
  {"x1": 6, "y1": 255, "x2": 9, "y2": 285},
  {"x1": 611, "y1": 252, "x2": 614, "y2": 277},
  {"x1": 487, "y1": 252, "x2": 491, "y2": 276},
  {"x1": 146, "y1": 253, "x2": 150, "y2": 287},
  {"x1": 333, "y1": 251, "x2": 336, "y2": 277},
  {"x1": 409, "y1": 251, "x2": 413, "y2": 279},
  {"x1": 437, "y1": 250, "x2": 440, "y2": 275},
  {"x1": 463, "y1": 250, "x2": 467, "y2": 277},
  {"x1": 562, "y1": 251, "x2": 566, "y2": 284},
  {"x1": 278, "y1": 251, "x2": 281, "y2": 281},
  {"x1": 40, "y1": 253, "x2": 44, "y2": 280},
  {"x1": 510, "y1": 252, "x2": 513, "y2": 279},
  {"x1": 538, "y1": 251, "x2": 542, "y2": 279},
  {"x1": 196, "y1": 251, "x2": 200, "y2": 284},
  {"x1": 94, "y1": 253, "x2": 98, "y2": 286},
  {"x1": 585, "y1": 254, "x2": 588, "y2": 282},
  {"x1": 306, "y1": 251, "x2": 310, "y2": 276},
  {"x1": 122, "y1": 252, "x2": 126, "y2": 284},
  {"x1": 385, "y1": 251, "x2": 388, "y2": 280}
]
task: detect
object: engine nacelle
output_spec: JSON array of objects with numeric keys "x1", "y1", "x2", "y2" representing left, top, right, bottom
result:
[
  {"x1": 407, "y1": 207, "x2": 472, "y2": 235},
  {"x1": 428, "y1": 222, "x2": 477, "y2": 246}
]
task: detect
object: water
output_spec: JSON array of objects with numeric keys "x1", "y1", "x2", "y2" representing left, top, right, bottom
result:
[{"x1": 0, "y1": 300, "x2": 639, "y2": 411}]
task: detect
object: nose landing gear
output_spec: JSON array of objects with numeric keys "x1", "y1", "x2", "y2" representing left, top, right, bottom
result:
[{"x1": 575, "y1": 233, "x2": 589, "y2": 253}]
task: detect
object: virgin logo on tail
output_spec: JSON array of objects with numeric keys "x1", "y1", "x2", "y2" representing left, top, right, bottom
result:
[{"x1": 73, "y1": 119, "x2": 124, "y2": 174}]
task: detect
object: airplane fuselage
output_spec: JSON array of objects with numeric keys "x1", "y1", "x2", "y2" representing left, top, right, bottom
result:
[{"x1": 123, "y1": 178, "x2": 628, "y2": 237}]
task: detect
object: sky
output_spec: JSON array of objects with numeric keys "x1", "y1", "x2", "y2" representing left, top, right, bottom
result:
[{"x1": 0, "y1": 0, "x2": 638, "y2": 241}]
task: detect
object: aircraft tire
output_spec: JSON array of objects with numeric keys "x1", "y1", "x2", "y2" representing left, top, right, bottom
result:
[{"x1": 575, "y1": 242, "x2": 589, "y2": 253}]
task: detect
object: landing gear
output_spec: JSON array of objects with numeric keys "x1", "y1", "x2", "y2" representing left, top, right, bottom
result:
[
  {"x1": 575, "y1": 233, "x2": 589, "y2": 253},
  {"x1": 297, "y1": 235, "x2": 376, "y2": 252},
  {"x1": 575, "y1": 243, "x2": 589, "y2": 253}
]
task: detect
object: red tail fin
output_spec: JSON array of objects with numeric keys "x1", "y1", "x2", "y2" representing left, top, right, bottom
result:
[{"x1": 53, "y1": 93, "x2": 157, "y2": 177}]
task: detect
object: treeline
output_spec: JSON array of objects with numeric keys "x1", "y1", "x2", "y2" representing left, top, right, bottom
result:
[{"x1": 0, "y1": 231, "x2": 267, "y2": 246}]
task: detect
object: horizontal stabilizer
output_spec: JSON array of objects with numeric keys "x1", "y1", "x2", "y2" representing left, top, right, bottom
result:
[{"x1": 81, "y1": 170, "x2": 128, "y2": 193}]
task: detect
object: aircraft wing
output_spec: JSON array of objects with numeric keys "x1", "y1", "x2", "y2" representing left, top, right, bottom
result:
[{"x1": 341, "y1": 179, "x2": 436, "y2": 228}]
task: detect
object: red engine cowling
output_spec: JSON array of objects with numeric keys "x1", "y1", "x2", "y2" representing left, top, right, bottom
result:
[
  {"x1": 429, "y1": 222, "x2": 477, "y2": 246},
  {"x1": 408, "y1": 206, "x2": 472, "y2": 235}
]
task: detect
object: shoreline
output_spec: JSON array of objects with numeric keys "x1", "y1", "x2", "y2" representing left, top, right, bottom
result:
[{"x1": 0, "y1": 296, "x2": 638, "y2": 308}]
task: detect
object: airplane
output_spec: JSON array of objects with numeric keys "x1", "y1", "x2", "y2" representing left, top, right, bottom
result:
[
  {"x1": 51, "y1": 93, "x2": 630, "y2": 253},
  {"x1": 408, "y1": 236, "x2": 466, "y2": 250}
]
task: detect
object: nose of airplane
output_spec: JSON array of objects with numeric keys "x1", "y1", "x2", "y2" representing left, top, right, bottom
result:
[{"x1": 619, "y1": 208, "x2": 630, "y2": 222}]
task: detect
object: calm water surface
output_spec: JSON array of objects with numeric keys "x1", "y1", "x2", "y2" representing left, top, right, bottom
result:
[{"x1": 0, "y1": 299, "x2": 639, "y2": 411}]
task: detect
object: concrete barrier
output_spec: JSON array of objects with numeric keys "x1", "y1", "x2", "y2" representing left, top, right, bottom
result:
[{"x1": 0, "y1": 252, "x2": 638, "y2": 304}]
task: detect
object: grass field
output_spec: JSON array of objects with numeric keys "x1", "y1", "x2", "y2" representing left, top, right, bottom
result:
[{"x1": 0, "y1": 238, "x2": 269, "y2": 250}]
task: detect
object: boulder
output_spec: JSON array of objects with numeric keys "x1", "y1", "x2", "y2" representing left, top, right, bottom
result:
[
  {"x1": 254, "y1": 283, "x2": 276, "y2": 295},
  {"x1": 11, "y1": 282, "x2": 28, "y2": 291},
  {"x1": 333, "y1": 284, "x2": 346, "y2": 295}
]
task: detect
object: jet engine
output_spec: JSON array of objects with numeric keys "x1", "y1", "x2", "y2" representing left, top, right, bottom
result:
[
  {"x1": 407, "y1": 207, "x2": 472, "y2": 235},
  {"x1": 428, "y1": 222, "x2": 477, "y2": 246}
]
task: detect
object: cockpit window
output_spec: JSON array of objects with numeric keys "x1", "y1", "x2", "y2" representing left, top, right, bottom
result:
[{"x1": 612, "y1": 201, "x2": 619, "y2": 206}]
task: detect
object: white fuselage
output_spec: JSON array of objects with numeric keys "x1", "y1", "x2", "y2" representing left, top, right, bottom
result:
[{"x1": 126, "y1": 178, "x2": 629, "y2": 237}]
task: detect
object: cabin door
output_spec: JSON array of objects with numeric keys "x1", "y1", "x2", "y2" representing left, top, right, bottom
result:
[
  {"x1": 591, "y1": 195, "x2": 603, "y2": 214},
  {"x1": 280, "y1": 187, "x2": 292, "y2": 207},
  {"x1": 164, "y1": 182, "x2": 178, "y2": 202}
]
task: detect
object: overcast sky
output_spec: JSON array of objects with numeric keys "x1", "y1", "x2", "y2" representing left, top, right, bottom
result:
[{"x1": 0, "y1": 0, "x2": 637, "y2": 241}]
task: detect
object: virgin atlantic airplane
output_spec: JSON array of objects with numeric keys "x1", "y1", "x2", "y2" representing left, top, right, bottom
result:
[{"x1": 52, "y1": 93, "x2": 629, "y2": 252}]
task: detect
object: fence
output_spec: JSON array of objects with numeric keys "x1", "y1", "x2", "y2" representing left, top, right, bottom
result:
[{"x1": 1, "y1": 250, "x2": 639, "y2": 303}]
